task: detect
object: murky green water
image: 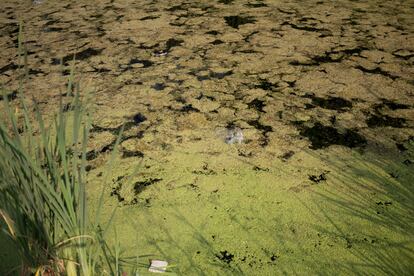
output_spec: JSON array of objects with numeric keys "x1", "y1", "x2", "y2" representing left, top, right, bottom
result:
[{"x1": 1, "y1": 0, "x2": 413, "y2": 274}]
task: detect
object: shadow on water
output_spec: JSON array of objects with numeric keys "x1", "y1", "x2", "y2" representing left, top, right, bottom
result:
[
  {"x1": 102, "y1": 137, "x2": 414, "y2": 275},
  {"x1": 0, "y1": 226, "x2": 20, "y2": 275},
  {"x1": 301, "y1": 140, "x2": 414, "y2": 274},
  {"x1": 124, "y1": 206, "x2": 244, "y2": 275}
]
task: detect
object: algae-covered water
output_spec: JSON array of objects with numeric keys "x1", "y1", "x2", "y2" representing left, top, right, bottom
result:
[{"x1": 1, "y1": 0, "x2": 413, "y2": 274}]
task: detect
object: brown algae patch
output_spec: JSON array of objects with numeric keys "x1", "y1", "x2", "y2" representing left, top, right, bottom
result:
[{"x1": 1, "y1": 0, "x2": 414, "y2": 274}]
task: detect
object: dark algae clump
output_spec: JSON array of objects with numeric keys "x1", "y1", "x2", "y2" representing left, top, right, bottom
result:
[{"x1": 224, "y1": 16, "x2": 256, "y2": 29}]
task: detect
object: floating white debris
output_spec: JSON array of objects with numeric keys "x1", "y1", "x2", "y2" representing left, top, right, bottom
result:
[
  {"x1": 153, "y1": 50, "x2": 168, "y2": 57},
  {"x1": 149, "y1": 260, "x2": 168, "y2": 273},
  {"x1": 225, "y1": 127, "x2": 244, "y2": 144},
  {"x1": 33, "y1": 0, "x2": 44, "y2": 4}
]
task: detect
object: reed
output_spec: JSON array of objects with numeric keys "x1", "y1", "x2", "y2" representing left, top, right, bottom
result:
[{"x1": 0, "y1": 21, "x2": 125, "y2": 275}]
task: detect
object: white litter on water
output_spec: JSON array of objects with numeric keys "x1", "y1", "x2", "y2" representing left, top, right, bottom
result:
[
  {"x1": 148, "y1": 260, "x2": 168, "y2": 273},
  {"x1": 33, "y1": 0, "x2": 44, "y2": 4},
  {"x1": 215, "y1": 126, "x2": 244, "y2": 144},
  {"x1": 224, "y1": 127, "x2": 244, "y2": 144}
]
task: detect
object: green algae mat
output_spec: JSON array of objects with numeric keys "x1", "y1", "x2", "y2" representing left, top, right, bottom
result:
[{"x1": 1, "y1": 0, "x2": 413, "y2": 274}]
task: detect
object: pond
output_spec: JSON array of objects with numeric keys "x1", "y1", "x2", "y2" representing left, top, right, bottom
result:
[{"x1": 0, "y1": 0, "x2": 413, "y2": 274}]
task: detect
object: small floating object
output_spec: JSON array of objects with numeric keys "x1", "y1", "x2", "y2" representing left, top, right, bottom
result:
[
  {"x1": 33, "y1": 0, "x2": 44, "y2": 4},
  {"x1": 225, "y1": 127, "x2": 244, "y2": 144},
  {"x1": 153, "y1": 50, "x2": 168, "y2": 57},
  {"x1": 149, "y1": 260, "x2": 168, "y2": 273}
]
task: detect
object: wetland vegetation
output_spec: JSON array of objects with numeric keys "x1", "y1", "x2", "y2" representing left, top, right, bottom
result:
[{"x1": 1, "y1": 0, "x2": 413, "y2": 275}]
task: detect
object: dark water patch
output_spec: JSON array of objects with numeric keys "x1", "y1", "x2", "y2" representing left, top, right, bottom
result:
[
  {"x1": 366, "y1": 114, "x2": 406, "y2": 128},
  {"x1": 52, "y1": 47, "x2": 103, "y2": 65},
  {"x1": 211, "y1": 39, "x2": 224, "y2": 45},
  {"x1": 246, "y1": 2, "x2": 268, "y2": 8},
  {"x1": 301, "y1": 47, "x2": 368, "y2": 65},
  {"x1": 309, "y1": 172, "x2": 327, "y2": 183},
  {"x1": 91, "y1": 114, "x2": 146, "y2": 135},
  {"x1": 192, "y1": 164, "x2": 217, "y2": 175},
  {"x1": 43, "y1": 27, "x2": 64, "y2": 32},
  {"x1": 233, "y1": 49, "x2": 259, "y2": 54},
  {"x1": 318, "y1": 29, "x2": 333, "y2": 37},
  {"x1": 134, "y1": 178, "x2": 162, "y2": 194},
  {"x1": 140, "y1": 15, "x2": 159, "y2": 20},
  {"x1": 253, "y1": 166, "x2": 269, "y2": 172},
  {"x1": 403, "y1": 159, "x2": 412, "y2": 166},
  {"x1": 110, "y1": 180, "x2": 124, "y2": 202},
  {"x1": 210, "y1": 70, "x2": 233, "y2": 79},
  {"x1": 247, "y1": 120, "x2": 272, "y2": 146},
  {"x1": 219, "y1": 0, "x2": 234, "y2": 4},
  {"x1": 216, "y1": 250, "x2": 235, "y2": 264},
  {"x1": 62, "y1": 69, "x2": 71, "y2": 76},
  {"x1": 43, "y1": 19, "x2": 60, "y2": 26},
  {"x1": 71, "y1": 30, "x2": 89, "y2": 39},
  {"x1": 139, "y1": 42, "x2": 159, "y2": 49},
  {"x1": 289, "y1": 60, "x2": 315, "y2": 66},
  {"x1": 196, "y1": 94, "x2": 215, "y2": 101},
  {"x1": 0, "y1": 90, "x2": 17, "y2": 101},
  {"x1": 224, "y1": 16, "x2": 256, "y2": 29},
  {"x1": 90, "y1": 13, "x2": 103, "y2": 20},
  {"x1": 122, "y1": 150, "x2": 144, "y2": 158},
  {"x1": 247, "y1": 98, "x2": 265, "y2": 112},
  {"x1": 392, "y1": 50, "x2": 414, "y2": 60},
  {"x1": 169, "y1": 21, "x2": 185, "y2": 27},
  {"x1": 206, "y1": 30, "x2": 220, "y2": 35},
  {"x1": 121, "y1": 59, "x2": 153, "y2": 71},
  {"x1": 86, "y1": 130, "x2": 145, "y2": 161},
  {"x1": 304, "y1": 94, "x2": 352, "y2": 111},
  {"x1": 0, "y1": 62, "x2": 18, "y2": 74},
  {"x1": 311, "y1": 53, "x2": 342, "y2": 64},
  {"x1": 122, "y1": 122, "x2": 144, "y2": 132},
  {"x1": 270, "y1": 254, "x2": 279, "y2": 262},
  {"x1": 342, "y1": 47, "x2": 368, "y2": 55},
  {"x1": 197, "y1": 75, "x2": 210, "y2": 81},
  {"x1": 62, "y1": 103, "x2": 73, "y2": 112},
  {"x1": 90, "y1": 66, "x2": 111, "y2": 73},
  {"x1": 86, "y1": 143, "x2": 112, "y2": 161},
  {"x1": 255, "y1": 81, "x2": 277, "y2": 91},
  {"x1": 166, "y1": 38, "x2": 183, "y2": 51},
  {"x1": 180, "y1": 104, "x2": 200, "y2": 113},
  {"x1": 129, "y1": 58, "x2": 153, "y2": 68},
  {"x1": 244, "y1": 31, "x2": 259, "y2": 42},
  {"x1": 355, "y1": 66, "x2": 398, "y2": 80},
  {"x1": 151, "y1": 83, "x2": 166, "y2": 91},
  {"x1": 68, "y1": 47, "x2": 103, "y2": 62},
  {"x1": 298, "y1": 16, "x2": 319, "y2": 23},
  {"x1": 396, "y1": 143, "x2": 407, "y2": 152},
  {"x1": 380, "y1": 99, "x2": 410, "y2": 110},
  {"x1": 3, "y1": 22, "x2": 19, "y2": 37},
  {"x1": 91, "y1": 124, "x2": 119, "y2": 134},
  {"x1": 297, "y1": 122, "x2": 367, "y2": 149},
  {"x1": 28, "y1": 68, "x2": 44, "y2": 75},
  {"x1": 282, "y1": 22, "x2": 326, "y2": 33},
  {"x1": 131, "y1": 113, "x2": 147, "y2": 125},
  {"x1": 96, "y1": 26, "x2": 106, "y2": 37},
  {"x1": 376, "y1": 201, "x2": 392, "y2": 206},
  {"x1": 286, "y1": 81, "x2": 296, "y2": 87},
  {"x1": 280, "y1": 150, "x2": 295, "y2": 161},
  {"x1": 175, "y1": 97, "x2": 186, "y2": 104}
]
